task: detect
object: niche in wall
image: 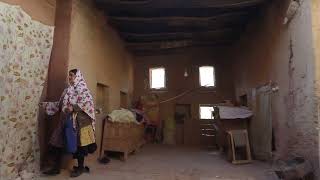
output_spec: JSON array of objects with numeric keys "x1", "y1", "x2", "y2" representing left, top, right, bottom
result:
[
  {"x1": 240, "y1": 94, "x2": 248, "y2": 107},
  {"x1": 120, "y1": 91, "x2": 128, "y2": 108},
  {"x1": 96, "y1": 83, "x2": 110, "y2": 113}
]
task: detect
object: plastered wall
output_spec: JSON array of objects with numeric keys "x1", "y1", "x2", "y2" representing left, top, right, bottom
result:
[
  {"x1": 231, "y1": 0, "x2": 319, "y2": 173},
  {"x1": 312, "y1": 0, "x2": 320, "y2": 171},
  {"x1": 133, "y1": 48, "x2": 235, "y2": 146},
  {"x1": 68, "y1": 0, "x2": 134, "y2": 111},
  {"x1": 68, "y1": 0, "x2": 134, "y2": 153}
]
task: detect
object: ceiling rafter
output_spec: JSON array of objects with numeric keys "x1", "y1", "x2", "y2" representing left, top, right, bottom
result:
[
  {"x1": 94, "y1": 0, "x2": 267, "y2": 54},
  {"x1": 119, "y1": 28, "x2": 241, "y2": 42},
  {"x1": 127, "y1": 40, "x2": 233, "y2": 50},
  {"x1": 107, "y1": 12, "x2": 250, "y2": 33},
  {"x1": 108, "y1": 12, "x2": 250, "y2": 22},
  {"x1": 96, "y1": 0, "x2": 265, "y2": 9}
]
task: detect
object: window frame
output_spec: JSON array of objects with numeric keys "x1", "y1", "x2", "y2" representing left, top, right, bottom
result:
[
  {"x1": 198, "y1": 66, "x2": 216, "y2": 88},
  {"x1": 199, "y1": 104, "x2": 215, "y2": 120},
  {"x1": 149, "y1": 67, "x2": 167, "y2": 91}
]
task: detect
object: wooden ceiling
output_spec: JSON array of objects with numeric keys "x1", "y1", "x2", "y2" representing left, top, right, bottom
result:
[{"x1": 95, "y1": 0, "x2": 267, "y2": 55}]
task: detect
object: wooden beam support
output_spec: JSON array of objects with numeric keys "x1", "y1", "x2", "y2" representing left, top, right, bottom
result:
[
  {"x1": 48, "y1": 0, "x2": 72, "y2": 100},
  {"x1": 44, "y1": 0, "x2": 72, "y2": 169},
  {"x1": 102, "y1": 6, "x2": 259, "y2": 18},
  {"x1": 108, "y1": 11, "x2": 249, "y2": 22},
  {"x1": 96, "y1": 0, "x2": 265, "y2": 9},
  {"x1": 119, "y1": 29, "x2": 241, "y2": 42},
  {"x1": 94, "y1": 0, "x2": 265, "y2": 52},
  {"x1": 126, "y1": 40, "x2": 234, "y2": 51},
  {"x1": 108, "y1": 11, "x2": 250, "y2": 33},
  {"x1": 130, "y1": 45, "x2": 231, "y2": 56}
]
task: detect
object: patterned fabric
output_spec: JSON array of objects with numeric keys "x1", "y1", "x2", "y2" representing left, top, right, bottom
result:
[
  {"x1": 62, "y1": 70, "x2": 95, "y2": 121},
  {"x1": 0, "y1": 2, "x2": 54, "y2": 179},
  {"x1": 44, "y1": 102, "x2": 60, "y2": 115},
  {"x1": 41, "y1": 89, "x2": 66, "y2": 115},
  {"x1": 43, "y1": 70, "x2": 96, "y2": 128}
]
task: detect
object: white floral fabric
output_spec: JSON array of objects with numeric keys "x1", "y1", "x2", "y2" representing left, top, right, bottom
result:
[{"x1": 0, "y1": 2, "x2": 54, "y2": 179}]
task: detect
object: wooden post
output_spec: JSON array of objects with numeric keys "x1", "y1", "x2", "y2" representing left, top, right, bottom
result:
[{"x1": 42, "y1": 0, "x2": 73, "y2": 169}]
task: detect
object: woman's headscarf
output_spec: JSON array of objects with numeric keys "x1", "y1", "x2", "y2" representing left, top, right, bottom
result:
[
  {"x1": 62, "y1": 70, "x2": 95, "y2": 120},
  {"x1": 42, "y1": 69, "x2": 95, "y2": 123}
]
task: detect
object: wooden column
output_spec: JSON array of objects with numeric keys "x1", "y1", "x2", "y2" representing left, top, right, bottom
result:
[
  {"x1": 40, "y1": 0, "x2": 73, "y2": 168},
  {"x1": 47, "y1": 0, "x2": 73, "y2": 101}
]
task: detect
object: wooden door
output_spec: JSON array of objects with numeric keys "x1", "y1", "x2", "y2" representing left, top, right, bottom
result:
[
  {"x1": 250, "y1": 85, "x2": 272, "y2": 160},
  {"x1": 174, "y1": 104, "x2": 191, "y2": 145}
]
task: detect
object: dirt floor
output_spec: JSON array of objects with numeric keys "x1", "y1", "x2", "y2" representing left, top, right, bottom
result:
[{"x1": 39, "y1": 144, "x2": 278, "y2": 180}]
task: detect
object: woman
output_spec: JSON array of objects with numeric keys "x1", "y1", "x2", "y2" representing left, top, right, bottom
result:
[{"x1": 40, "y1": 69, "x2": 96, "y2": 178}]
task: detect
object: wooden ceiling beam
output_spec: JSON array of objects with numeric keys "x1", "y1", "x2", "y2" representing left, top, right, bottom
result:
[
  {"x1": 93, "y1": 0, "x2": 266, "y2": 54},
  {"x1": 96, "y1": 0, "x2": 265, "y2": 9},
  {"x1": 131, "y1": 47, "x2": 228, "y2": 56},
  {"x1": 119, "y1": 28, "x2": 241, "y2": 42},
  {"x1": 108, "y1": 12, "x2": 249, "y2": 22},
  {"x1": 101, "y1": 6, "x2": 260, "y2": 17},
  {"x1": 110, "y1": 21, "x2": 246, "y2": 34},
  {"x1": 126, "y1": 40, "x2": 234, "y2": 51},
  {"x1": 108, "y1": 13, "x2": 250, "y2": 33}
]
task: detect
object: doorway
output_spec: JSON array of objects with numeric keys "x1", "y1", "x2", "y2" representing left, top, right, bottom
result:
[
  {"x1": 199, "y1": 104, "x2": 217, "y2": 149},
  {"x1": 174, "y1": 104, "x2": 191, "y2": 145}
]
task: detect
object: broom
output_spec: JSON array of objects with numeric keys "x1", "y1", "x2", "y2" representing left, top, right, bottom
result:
[{"x1": 97, "y1": 117, "x2": 110, "y2": 164}]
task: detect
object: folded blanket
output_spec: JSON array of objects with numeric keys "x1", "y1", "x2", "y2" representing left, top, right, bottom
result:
[
  {"x1": 108, "y1": 109, "x2": 139, "y2": 124},
  {"x1": 217, "y1": 106, "x2": 253, "y2": 119}
]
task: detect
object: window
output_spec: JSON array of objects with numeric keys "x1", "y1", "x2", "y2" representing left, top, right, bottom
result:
[
  {"x1": 149, "y1": 67, "x2": 166, "y2": 89},
  {"x1": 199, "y1": 105, "x2": 215, "y2": 120},
  {"x1": 199, "y1": 66, "x2": 215, "y2": 87}
]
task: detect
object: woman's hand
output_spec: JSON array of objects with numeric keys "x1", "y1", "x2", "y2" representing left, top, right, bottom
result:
[
  {"x1": 38, "y1": 102, "x2": 46, "y2": 108},
  {"x1": 65, "y1": 105, "x2": 73, "y2": 113},
  {"x1": 68, "y1": 106, "x2": 74, "y2": 112}
]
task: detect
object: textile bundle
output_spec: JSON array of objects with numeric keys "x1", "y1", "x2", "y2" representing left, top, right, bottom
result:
[
  {"x1": 0, "y1": 2, "x2": 54, "y2": 179},
  {"x1": 108, "y1": 109, "x2": 139, "y2": 124}
]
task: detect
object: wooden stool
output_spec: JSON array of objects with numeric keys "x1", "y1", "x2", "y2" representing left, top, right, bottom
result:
[{"x1": 227, "y1": 130, "x2": 252, "y2": 164}]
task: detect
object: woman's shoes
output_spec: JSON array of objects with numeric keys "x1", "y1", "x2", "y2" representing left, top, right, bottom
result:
[
  {"x1": 43, "y1": 168, "x2": 60, "y2": 176},
  {"x1": 43, "y1": 166, "x2": 89, "y2": 177},
  {"x1": 70, "y1": 166, "x2": 89, "y2": 178},
  {"x1": 73, "y1": 166, "x2": 90, "y2": 173},
  {"x1": 70, "y1": 167, "x2": 83, "y2": 178}
]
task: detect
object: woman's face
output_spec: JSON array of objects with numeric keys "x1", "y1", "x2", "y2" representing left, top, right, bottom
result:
[{"x1": 68, "y1": 72, "x2": 76, "y2": 85}]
